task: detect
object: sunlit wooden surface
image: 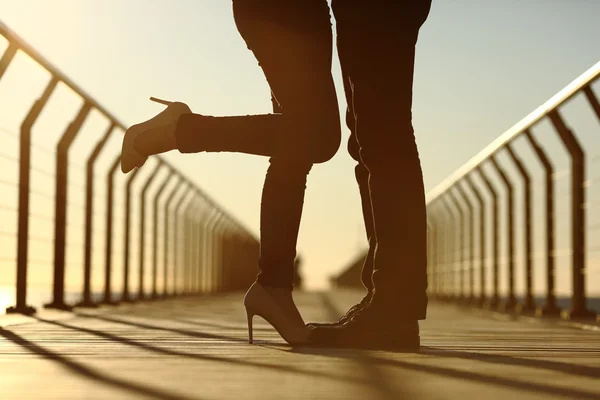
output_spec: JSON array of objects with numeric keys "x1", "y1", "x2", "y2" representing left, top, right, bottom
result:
[{"x1": 1, "y1": 290, "x2": 599, "y2": 400}]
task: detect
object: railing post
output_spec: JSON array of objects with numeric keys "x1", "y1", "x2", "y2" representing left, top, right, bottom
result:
[
  {"x1": 213, "y1": 215, "x2": 227, "y2": 292},
  {"x1": 151, "y1": 169, "x2": 175, "y2": 299},
  {"x1": 583, "y1": 86, "x2": 600, "y2": 123},
  {"x1": 548, "y1": 110, "x2": 593, "y2": 319},
  {"x1": 138, "y1": 162, "x2": 163, "y2": 300},
  {"x1": 456, "y1": 181, "x2": 475, "y2": 304},
  {"x1": 0, "y1": 42, "x2": 18, "y2": 79},
  {"x1": 163, "y1": 177, "x2": 182, "y2": 297},
  {"x1": 431, "y1": 214, "x2": 443, "y2": 298},
  {"x1": 184, "y1": 196, "x2": 201, "y2": 294},
  {"x1": 524, "y1": 130, "x2": 559, "y2": 316},
  {"x1": 490, "y1": 155, "x2": 517, "y2": 311},
  {"x1": 173, "y1": 183, "x2": 193, "y2": 296},
  {"x1": 435, "y1": 201, "x2": 451, "y2": 300},
  {"x1": 195, "y1": 202, "x2": 210, "y2": 293},
  {"x1": 426, "y1": 215, "x2": 437, "y2": 299},
  {"x1": 202, "y1": 210, "x2": 221, "y2": 293},
  {"x1": 478, "y1": 166, "x2": 500, "y2": 309},
  {"x1": 465, "y1": 175, "x2": 486, "y2": 306},
  {"x1": 46, "y1": 102, "x2": 92, "y2": 311},
  {"x1": 102, "y1": 156, "x2": 121, "y2": 305},
  {"x1": 122, "y1": 167, "x2": 141, "y2": 302},
  {"x1": 183, "y1": 198, "x2": 194, "y2": 295},
  {"x1": 448, "y1": 190, "x2": 466, "y2": 302},
  {"x1": 220, "y1": 219, "x2": 233, "y2": 292},
  {"x1": 443, "y1": 195, "x2": 460, "y2": 300},
  {"x1": 506, "y1": 143, "x2": 536, "y2": 313},
  {"x1": 78, "y1": 123, "x2": 115, "y2": 308},
  {"x1": 6, "y1": 77, "x2": 58, "y2": 315}
]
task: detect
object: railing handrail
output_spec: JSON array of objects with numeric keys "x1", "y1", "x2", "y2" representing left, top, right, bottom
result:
[
  {"x1": 0, "y1": 21, "x2": 121, "y2": 133},
  {"x1": 426, "y1": 60, "x2": 600, "y2": 203},
  {"x1": 0, "y1": 20, "x2": 256, "y2": 240}
]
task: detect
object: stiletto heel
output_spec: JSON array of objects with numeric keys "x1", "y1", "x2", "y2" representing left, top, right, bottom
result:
[
  {"x1": 243, "y1": 282, "x2": 309, "y2": 345},
  {"x1": 149, "y1": 96, "x2": 174, "y2": 106},
  {"x1": 246, "y1": 308, "x2": 254, "y2": 344}
]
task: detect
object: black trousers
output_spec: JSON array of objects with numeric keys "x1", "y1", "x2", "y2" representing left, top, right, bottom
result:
[
  {"x1": 333, "y1": 0, "x2": 431, "y2": 319},
  {"x1": 174, "y1": 0, "x2": 339, "y2": 289}
]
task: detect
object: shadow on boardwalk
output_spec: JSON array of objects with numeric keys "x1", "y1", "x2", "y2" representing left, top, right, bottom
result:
[{"x1": 1, "y1": 292, "x2": 599, "y2": 399}]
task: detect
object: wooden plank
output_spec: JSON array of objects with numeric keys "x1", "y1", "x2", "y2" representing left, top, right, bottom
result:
[{"x1": 1, "y1": 291, "x2": 599, "y2": 400}]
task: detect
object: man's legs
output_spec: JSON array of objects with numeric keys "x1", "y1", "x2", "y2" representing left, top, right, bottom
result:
[{"x1": 309, "y1": 0, "x2": 430, "y2": 348}]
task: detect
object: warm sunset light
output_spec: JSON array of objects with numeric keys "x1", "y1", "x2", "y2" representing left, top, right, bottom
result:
[{"x1": 1, "y1": 1, "x2": 599, "y2": 399}]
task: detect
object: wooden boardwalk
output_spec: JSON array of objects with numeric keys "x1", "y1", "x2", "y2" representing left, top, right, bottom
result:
[{"x1": 1, "y1": 290, "x2": 599, "y2": 400}]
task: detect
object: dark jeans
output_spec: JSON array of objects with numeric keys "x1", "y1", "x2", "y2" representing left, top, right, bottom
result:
[
  {"x1": 333, "y1": 0, "x2": 431, "y2": 319},
  {"x1": 175, "y1": 0, "x2": 340, "y2": 289}
]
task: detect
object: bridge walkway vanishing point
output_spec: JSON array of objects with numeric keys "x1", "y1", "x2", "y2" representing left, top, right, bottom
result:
[{"x1": 1, "y1": 290, "x2": 599, "y2": 400}]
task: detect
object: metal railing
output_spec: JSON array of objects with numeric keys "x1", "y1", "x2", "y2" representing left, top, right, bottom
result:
[
  {"x1": 426, "y1": 61, "x2": 600, "y2": 321},
  {"x1": 332, "y1": 61, "x2": 600, "y2": 322},
  {"x1": 0, "y1": 21, "x2": 259, "y2": 315}
]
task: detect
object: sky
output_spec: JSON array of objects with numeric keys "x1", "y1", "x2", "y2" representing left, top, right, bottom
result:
[{"x1": 0, "y1": 0, "x2": 600, "y2": 299}]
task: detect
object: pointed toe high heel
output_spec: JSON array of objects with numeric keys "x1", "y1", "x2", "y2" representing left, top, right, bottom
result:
[
  {"x1": 121, "y1": 97, "x2": 191, "y2": 173},
  {"x1": 244, "y1": 282, "x2": 310, "y2": 345}
]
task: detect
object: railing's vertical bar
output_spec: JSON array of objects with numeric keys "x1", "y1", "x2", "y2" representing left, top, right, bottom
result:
[
  {"x1": 194, "y1": 208, "x2": 201, "y2": 293},
  {"x1": 152, "y1": 169, "x2": 174, "y2": 299},
  {"x1": 46, "y1": 102, "x2": 91, "y2": 310},
  {"x1": 465, "y1": 175, "x2": 486, "y2": 305},
  {"x1": 438, "y1": 201, "x2": 451, "y2": 299},
  {"x1": 102, "y1": 156, "x2": 121, "y2": 305},
  {"x1": 456, "y1": 181, "x2": 475, "y2": 303},
  {"x1": 430, "y1": 205, "x2": 447, "y2": 300},
  {"x1": 0, "y1": 42, "x2": 18, "y2": 79},
  {"x1": 213, "y1": 216, "x2": 226, "y2": 292},
  {"x1": 548, "y1": 110, "x2": 592, "y2": 319},
  {"x1": 122, "y1": 167, "x2": 141, "y2": 302},
  {"x1": 163, "y1": 177, "x2": 182, "y2": 297},
  {"x1": 79, "y1": 123, "x2": 115, "y2": 308},
  {"x1": 426, "y1": 216, "x2": 436, "y2": 298},
  {"x1": 196, "y1": 203, "x2": 208, "y2": 293},
  {"x1": 183, "y1": 198, "x2": 196, "y2": 295},
  {"x1": 583, "y1": 86, "x2": 600, "y2": 122},
  {"x1": 7, "y1": 77, "x2": 58, "y2": 315},
  {"x1": 506, "y1": 143, "x2": 536, "y2": 313},
  {"x1": 478, "y1": 166, "x2": 500, "y2": 308},
  {"x1": 432, "y1": 215, "x2": 442, "y2": 298},
  {"x1": 523, "y1": 130, "x2": 559, "y2": 316},
  {"x1": 448, "y1": 190, "x2": 466, "y2": 301},
  {"x1": 204, "y1": 210, "x2": 221, "y2": 293},
  {"x1": 173, "y1": 184, "x2": 192, "y2": 296},
  {"x1": 490, "y1": 155, "x2": 517, "y2": 311},
  {"x1": 138, "y1": 162, "x2": 163, "y2": 300}
]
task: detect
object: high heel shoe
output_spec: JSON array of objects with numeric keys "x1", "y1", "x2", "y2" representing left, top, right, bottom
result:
[
  {"x1": 121, "y1": 96, "x2": 191, "y2": 173},
  {"x1": 244, "y1": 282, "x2": 310, "y2": 345}
]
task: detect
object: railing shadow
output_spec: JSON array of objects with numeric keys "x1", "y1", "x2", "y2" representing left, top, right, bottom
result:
[
  {"x1": 17, "y1": 316, "x2": 375, "y2": 387},
  {"x1": 0, "y1": 328, "x2": 198, "y2": 400},
  {"x1": 275, "y1": 292, "x2": 600, "y2": 400}
]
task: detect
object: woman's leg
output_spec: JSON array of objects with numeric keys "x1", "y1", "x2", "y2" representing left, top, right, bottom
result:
[{"x1": 228, "y1": 2, "x2": 339, "y2": 291}]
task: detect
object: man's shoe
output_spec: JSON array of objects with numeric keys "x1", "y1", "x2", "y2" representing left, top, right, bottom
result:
[
  {"x1": 308, "y1": 303, "x2": 420, "y2": 351},
  {"x1": 306, "y1": 291, "x2": 373, "y2": 328}
]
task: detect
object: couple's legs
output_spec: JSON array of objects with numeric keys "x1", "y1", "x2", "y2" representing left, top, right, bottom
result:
[
  {"x1": 335, "y1": 0, "x2": 431, "y2": 320},
  {"x1": 175, "y1": 1, "x2": 339, "y2": 290}
]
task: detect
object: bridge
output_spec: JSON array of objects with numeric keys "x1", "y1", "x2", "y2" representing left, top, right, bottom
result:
[{"x1": 1, "y1": 20, "x2": 600, "y2": 400}]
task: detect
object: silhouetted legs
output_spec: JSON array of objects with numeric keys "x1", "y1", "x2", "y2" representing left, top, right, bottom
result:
[{"x1": 335, "y1": 0, "x2": 431, "y2": 320}]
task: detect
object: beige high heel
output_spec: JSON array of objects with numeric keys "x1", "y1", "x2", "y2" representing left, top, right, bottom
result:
[
  {"x1": 121, "y1": 97, "x2": 191, "y2": 173},
  {"x1": 244, "y1": 282, "x2": 310, "y2": 345}
]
